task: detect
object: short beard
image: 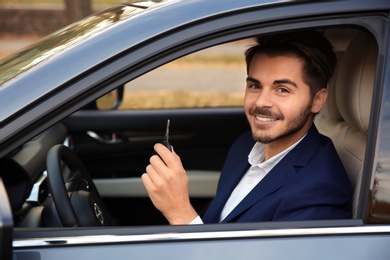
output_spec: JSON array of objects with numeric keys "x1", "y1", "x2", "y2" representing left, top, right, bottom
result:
[{"x1": 252, "y1": 103, "x2": 313, "y2": 144}]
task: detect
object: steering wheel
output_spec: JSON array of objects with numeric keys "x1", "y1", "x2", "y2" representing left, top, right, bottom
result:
[{"x1": 44, "y1": 144, "x2": 111, "y2": 227}]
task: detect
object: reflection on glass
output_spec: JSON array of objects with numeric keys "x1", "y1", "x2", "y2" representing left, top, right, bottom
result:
[{"x1": 0, "y1": 5, "x2": 142, "y2": 86}]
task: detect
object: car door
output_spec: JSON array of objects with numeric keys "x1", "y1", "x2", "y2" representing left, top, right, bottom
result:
[
  {"x1": 0, "y1": 177, "x2": 12, "y2": 260},
  {"x1": 8, "y1": 0, "x2": 390, "y2": 259}
]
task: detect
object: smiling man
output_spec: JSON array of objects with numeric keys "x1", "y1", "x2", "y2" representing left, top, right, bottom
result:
[{"x1": 142, "y1": 30, "x2": 352, "y2": 225}]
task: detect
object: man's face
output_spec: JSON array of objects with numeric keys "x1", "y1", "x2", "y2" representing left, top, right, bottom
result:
[{"x1": 244, "y1": 53, "x2": 318, "y2": 147}]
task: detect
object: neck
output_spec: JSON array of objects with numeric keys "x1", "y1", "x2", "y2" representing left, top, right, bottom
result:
[{"x1": 264, "y1": 123, "x2": 312, "y2": 161}]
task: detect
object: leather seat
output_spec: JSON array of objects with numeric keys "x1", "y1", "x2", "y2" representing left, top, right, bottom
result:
[{"x1": 315, "y1": 32, "x2": 378, "y2": 218}]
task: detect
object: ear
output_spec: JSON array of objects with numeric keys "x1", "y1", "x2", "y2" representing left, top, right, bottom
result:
[{"x1": 311, "y1": 88, "x2": 328, "y2": 113}]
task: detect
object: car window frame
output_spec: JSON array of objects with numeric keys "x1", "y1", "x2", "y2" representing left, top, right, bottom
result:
[{"x1": 75, "y1": 15, "x2": 386, "y2": 222}]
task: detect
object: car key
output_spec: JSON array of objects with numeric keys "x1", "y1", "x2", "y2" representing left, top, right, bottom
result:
[{"x1": 161, "y1": 119, "x2": 172, "y2": 151}]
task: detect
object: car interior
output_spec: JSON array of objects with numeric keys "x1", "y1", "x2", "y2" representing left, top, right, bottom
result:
[
  {"x1": 314, "y1": 30, "x2": 377, "y2": 218},
  {"x1": 0, "y1": 26, "x2": 380, "y2": 228}
]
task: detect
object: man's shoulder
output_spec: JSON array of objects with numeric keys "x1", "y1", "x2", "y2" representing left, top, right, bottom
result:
[
  {"x1": 296, "y1": 124, "x2": 335, "y2": 153},
  {"x1": 295, "y1": 125, "x2": 349, "y2": 181},
  {"x1": 222, "y1": 131, "x2": 254, "y2": 166}
]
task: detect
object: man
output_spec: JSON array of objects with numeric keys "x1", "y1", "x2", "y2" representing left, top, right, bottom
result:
[{"x1": 142, "y1": 30, "x2": 352, "y2": 225}]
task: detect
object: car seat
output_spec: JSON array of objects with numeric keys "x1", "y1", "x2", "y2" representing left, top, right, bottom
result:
[{"x1": 315, "y1": 31, "x2": 378, "y2": 218}]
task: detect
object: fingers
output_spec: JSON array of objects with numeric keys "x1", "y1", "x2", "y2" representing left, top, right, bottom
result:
[
  {"x1": 154, "y1": 143, "x2": 172, "y2": 165},
  {"x1": 143, "y1": 158, "x2": 164, "y2": 190},
  {"x1": 143, "y1": 143, "x2": 184, "y2": 187},
  {"x1": 141, "y1": 172, "x2": 152, "y2": 189},
  {"x1": 154, "y1": 143, "x2": 182, "y2": 168},
  {"x1": 141, "y1": 143, "x2": 197, "y2": 224},
  {"x1": 149, "y1": 154, "x2": 166, "y2": 174}
]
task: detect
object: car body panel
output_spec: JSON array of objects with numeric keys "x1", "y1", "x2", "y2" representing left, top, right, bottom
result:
[{"x1": 13, "y1": 225, "x2": 390, "y2": 259}]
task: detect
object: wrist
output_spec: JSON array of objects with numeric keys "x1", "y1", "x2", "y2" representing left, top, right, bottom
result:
[{"x1": 165, "y1": 206, "x2": 198, "y2": 225}]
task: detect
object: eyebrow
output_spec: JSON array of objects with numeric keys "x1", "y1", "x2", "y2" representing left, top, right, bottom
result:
[
  {"x1": 246, "y1": 77, "x2": 298, "y2": 88},
  {"x1": 274, "y1": 79, "x2": 298, "y2": 88},
  {"x1": 246, "y1": 76, "x2": 259, "y2": 83}
]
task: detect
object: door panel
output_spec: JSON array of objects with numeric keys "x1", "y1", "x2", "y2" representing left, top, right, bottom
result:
[
  {"x1": 62, "y1": 107, "x2": 249, "y2": 225},
  {"x1": 63, "y1": 108, "x2": 249, "y2": 177}
]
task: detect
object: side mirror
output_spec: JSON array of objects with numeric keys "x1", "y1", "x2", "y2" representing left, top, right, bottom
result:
[{"x1": 96, "y1": 86, "x2": 124, "y2": 110}]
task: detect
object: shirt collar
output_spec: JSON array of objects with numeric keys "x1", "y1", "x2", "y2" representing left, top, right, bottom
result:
[{"x1": 248, "y1": 134, "x2": 307, "y2": 171}]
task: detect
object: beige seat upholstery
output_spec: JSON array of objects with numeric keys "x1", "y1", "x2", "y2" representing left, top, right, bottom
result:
[{"x1": 315, "y1": 32, "x2": 378, "y2": 218}]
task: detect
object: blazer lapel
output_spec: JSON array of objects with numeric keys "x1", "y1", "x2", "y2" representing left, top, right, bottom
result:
[
  {"x1": 202, "y1": 160, "x2": 250, "y2": 223},
  {"x1": 221, "y1": 125, "x2": 321, "y2": 223},
  {"x1": 221, "y1": 159, "x2": 292, "y2": 223}
]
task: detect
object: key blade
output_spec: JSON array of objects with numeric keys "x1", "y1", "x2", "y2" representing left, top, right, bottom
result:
[
  {"x1": 162, "y1": 119, "x2": 172, "y2": 151},
  {"x1": 165, "y1": 119, "x2": 170, "y2": 142}
]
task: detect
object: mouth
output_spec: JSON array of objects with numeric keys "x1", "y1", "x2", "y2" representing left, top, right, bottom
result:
[
  {"x1": 248, "y1": 108, "x2": 282, "y2": 125},
  {"x1": 255, "y1": 115, "x2": 277, "y2": 122}
]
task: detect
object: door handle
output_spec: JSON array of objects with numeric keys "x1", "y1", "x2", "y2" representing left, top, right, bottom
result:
[{"x1": 86, "y1": 131, "x2": 123, "y2": 144}]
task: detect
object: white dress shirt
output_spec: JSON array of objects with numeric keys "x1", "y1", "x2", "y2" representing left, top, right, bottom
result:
[{"x1": 190, "y1": 135, "x2": 305, "y2": 224}]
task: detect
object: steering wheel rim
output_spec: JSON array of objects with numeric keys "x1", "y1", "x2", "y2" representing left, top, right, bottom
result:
[{"x1": 46, "y1": 144, "x2": 110, "y2": 227}]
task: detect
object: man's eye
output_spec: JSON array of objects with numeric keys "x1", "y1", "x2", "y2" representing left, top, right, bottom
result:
[
  {"x1": 277, "y1": 87, "x2": 290, "y2": 93},
  {"x1": 248, "y1": 84, "x2": 260, "y2": 90}
]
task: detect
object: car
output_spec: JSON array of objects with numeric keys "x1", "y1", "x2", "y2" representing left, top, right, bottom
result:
[{"x1": 1, "y1": 0, "x2": 390, "y2": 259}]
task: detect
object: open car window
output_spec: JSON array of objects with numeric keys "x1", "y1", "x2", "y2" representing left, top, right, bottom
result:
[{"x1": 97, "y1": 40, "x2": 251, "y2": 110}]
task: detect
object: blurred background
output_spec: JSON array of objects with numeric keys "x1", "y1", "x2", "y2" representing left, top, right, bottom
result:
[{"x1": 0, "y1": 0, "x2": 119, "y2": 58}]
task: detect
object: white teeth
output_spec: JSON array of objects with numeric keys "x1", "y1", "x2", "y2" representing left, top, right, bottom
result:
[{"x1": 256, "y1": 116, "x2": 275, "y2": 122}]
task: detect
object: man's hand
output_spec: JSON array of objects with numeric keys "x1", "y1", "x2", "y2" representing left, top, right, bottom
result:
[{"x1": 141, "y1": 143, "x2": 198, "y2": 224}]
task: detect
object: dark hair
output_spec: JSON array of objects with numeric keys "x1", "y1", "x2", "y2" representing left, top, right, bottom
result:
[{"x1": 245, "y1": 30, "x2": 337, "y2": 96}]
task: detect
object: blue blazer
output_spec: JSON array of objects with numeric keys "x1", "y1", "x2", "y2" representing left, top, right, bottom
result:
[{"x1": 202, "y1": 124, "x2": 352, "y2": 223}]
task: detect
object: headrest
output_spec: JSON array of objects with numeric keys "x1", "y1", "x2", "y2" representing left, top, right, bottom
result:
[
  {"x1": 320, "y1": 51, "x2": 344, "y2": 123},
  {"x1": 336, "y1": 33, "x2": 378, "y2": 133}
]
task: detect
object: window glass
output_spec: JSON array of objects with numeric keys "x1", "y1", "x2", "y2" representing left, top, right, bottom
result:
[{"x1": 118, "y1": 39, "x2": 253, "y2": 110}]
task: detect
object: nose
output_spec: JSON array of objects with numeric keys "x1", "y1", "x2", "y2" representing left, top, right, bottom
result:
[{"x1": 255, "y1": 88, "x2": 273, "y2": 108}]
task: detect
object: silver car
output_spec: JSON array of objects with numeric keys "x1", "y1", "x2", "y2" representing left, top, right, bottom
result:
[{"x1": 1, "y1": 0, "x2": 390, "y2": 259}]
